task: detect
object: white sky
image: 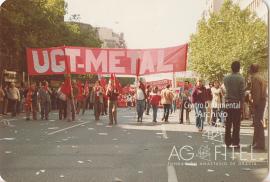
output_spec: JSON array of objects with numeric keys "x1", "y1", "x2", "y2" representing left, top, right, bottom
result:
[
  {"x1": 64, "y1": 0, "x2": 206, "y2": 81},
  {"x1": 65, "y1": 0, "x2": 206, "y2": 49}
]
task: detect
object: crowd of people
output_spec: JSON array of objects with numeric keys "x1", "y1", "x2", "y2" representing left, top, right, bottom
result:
[{"x1": 0, "y1": 61, "x2": 267, "y2": 150}]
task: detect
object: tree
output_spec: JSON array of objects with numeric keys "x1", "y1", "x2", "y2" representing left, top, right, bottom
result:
[
  {"x1": 189, "y1": 0, "x2": 267, "y2": 81},
  {"x1": 0, "y1": 0, "x2": 102, "y2": 79}
]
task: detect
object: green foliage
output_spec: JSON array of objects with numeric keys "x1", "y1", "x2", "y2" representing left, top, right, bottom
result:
[
  {"x1": 189, "y1": 0, "x2": 267, "y2": 81},
  {"x1": 0, "y1": 0, "x2": 102, "y2": 73},
  {"x1": 117, "y1": 77, "x2": 135, "y2": 87}
]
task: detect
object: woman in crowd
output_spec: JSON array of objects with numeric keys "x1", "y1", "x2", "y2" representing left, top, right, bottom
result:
[
  {"x1": 136, "y1": 81, "x2": 146, "y2": 122},
  {"x1": 25, "y1": 83, "x2": 38, "y2": 120},
  {"x1": 57, "y1": 82, "x2": 67, "y2": 120},
  {"x1": 150, "y1": 86, "x2": 161, "y2": 123},
  {"x1": 192, "y1": 79, "x2": 207, "y2": 132},
  {"x1": 211, "y1": 80, "x2": 223, "y2": 126},
  {"x1": 106, "y1": 79, "x2": 119, "y2": 125},
  {"x1": 93, "y1": 80, "x2": 104, "y2": 121}
]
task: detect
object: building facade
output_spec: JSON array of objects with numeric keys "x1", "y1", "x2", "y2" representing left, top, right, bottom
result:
[
  {"x1": 202, "y1": 0, "x2": 224, "y2": 19},
  {"x1": 97, "y1": 27, "x2": 126, "y2": 48},
  {"x1": 203, "y1": 0, "x2": 267, "y2": 22},
  {"x1": 233, "y1": 0, "x2": 267, "y2": 22}
]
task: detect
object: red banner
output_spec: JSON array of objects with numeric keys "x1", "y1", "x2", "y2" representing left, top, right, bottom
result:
[
  {"x1": 146, "y1": 79, "x2": 172, "y2": 89},
  {"x1": 26, "y1": 44, "x2": 188, "y2": 76}
]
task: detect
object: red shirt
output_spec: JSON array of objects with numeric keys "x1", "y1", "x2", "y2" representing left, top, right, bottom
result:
[{"x1": 150, "y1": 94, "x2": 161, "y2": 106}]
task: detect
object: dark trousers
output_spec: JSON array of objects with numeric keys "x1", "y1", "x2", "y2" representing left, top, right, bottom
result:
[
  {"x1": 94, "y1": 101, "x2": 101, "y2": 120},
  {"x1": 225, "y1": 106, "x2": 241, "y2": 146},
  {"x1": 211, "y1": 108, "x2": 220, "y2": 125},
  {"x1": 252, "y1": 100, "x2": 266, "y2": 148},
  {"x1": 152, "y1": 105, "x2": 158, "y2": 122},
  {"x1": 108, "y1": 100, "x2": 117, "y2": 124},
  {"x1": 0, "y1": 101, "x2": 3, "y2": 114},
  {"x1": 41, "y1": 102, "x2": 50, "y2": 120},
  {"x1": 82, "y1": 96, "x2": 90, "y2": 115},
  {"x1": 163, "y1": 104, "x2": 171, "y2": 122},
  {"x1": 146, "y1": 100, "x2": 151, "y2": 114},
  {"x1": 58, "y1": 100, "x2": 67, "y2": 120},
  {"x1": 180, "y1": 100, "x2": 190, "y2": 123},
  {"x1": 26, "y1": 104, "x2": 37, "y2": 120},
  {"x1": 10, "y1": 99, "x2": 18, "y2": 117}
]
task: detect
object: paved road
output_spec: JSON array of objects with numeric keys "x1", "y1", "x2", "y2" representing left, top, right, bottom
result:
[{"x1": 0, "y1": 108, "x2": 268, "y2": 182}]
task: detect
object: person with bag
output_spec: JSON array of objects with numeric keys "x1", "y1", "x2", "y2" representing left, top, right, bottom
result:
[
  {"x1": 150, "y1": 86, "x2": 161, "y2": 123},
  {"x1": 136, "y1": 81, "x2": 146, "y2": 122},
  {"x1": 161, "y1": 84, "x2": 174, "y2": 122}
]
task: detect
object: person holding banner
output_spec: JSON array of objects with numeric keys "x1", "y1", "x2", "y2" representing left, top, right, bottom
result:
[
  {"x1": 93, "y1": 80, "x2": 104, "y2": 121},
  {"x1": 136, "y1": 81, "x2": 146, "y2": 122},
  {"x1": 106, "y1": 78, "x2": 119, "y2": 125}
]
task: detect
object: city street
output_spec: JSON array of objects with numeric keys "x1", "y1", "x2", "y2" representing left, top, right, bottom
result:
[{"x1": 0, "y1": 108, "x2": 268, "y2": 182}]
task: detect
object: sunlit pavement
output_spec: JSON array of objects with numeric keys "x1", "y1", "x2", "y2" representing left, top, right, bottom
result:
[{"x1": 0, "y1": 108, "x2": 268, "y2": 182}]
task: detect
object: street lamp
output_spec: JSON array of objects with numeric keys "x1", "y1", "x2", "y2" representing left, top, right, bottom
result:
[{"x1": 263, "y1": 0, "x2": 270, "y2": 180}]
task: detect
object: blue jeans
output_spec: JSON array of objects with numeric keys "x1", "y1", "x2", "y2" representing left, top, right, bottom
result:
[
  {"x1": 152, "y1": 105, "x2": 158, "y2": 122},
  {"x1": 136, "y1": 100, "x2": 145, "y2": 119},
  {"x1": 195, "y1": 103, "x2": 205, "y2": 129}
]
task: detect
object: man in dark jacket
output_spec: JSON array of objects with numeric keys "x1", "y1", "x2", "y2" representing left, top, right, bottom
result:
[
  {"x1": 224, "y1": 61, "x2": 245, "y2": 148},
  {"x1": 192, "y1": 79, "x2": 207, "y2": 132},
  {"x1": 250, "y1": 64, "x2": 267, "y2": 150}
]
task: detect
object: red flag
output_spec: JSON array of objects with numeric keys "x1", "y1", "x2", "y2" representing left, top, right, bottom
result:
[
  {"x1": 115, "y1": 76, "x2": 122, "y2": 93},
  {"x1": 61, "y1": 77, "x2": 72, "y2": 96},
  {"x1": 76, "y1": 80, "x2": 83, "y2": 100},
  {"x1": 84, "y1": 80, "x2": 89, "y2": 96},
  {"x1": 100, "y1": 77, "x2": 107, "y2": 89}
]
